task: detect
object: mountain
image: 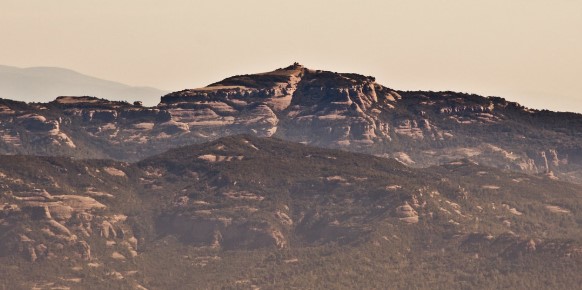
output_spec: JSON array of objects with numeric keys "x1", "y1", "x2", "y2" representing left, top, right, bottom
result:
[
  {"x1": 1, "y1": 63, "x2": 582, "y2": 184},
  {"x1": 2, "y1": 63, "x2": 582, "y2": 288},
  {"x1": 2, "y1": 135, "x2": 582, "y2": 289},
  {"x1": 0, "y1": 65, "x2": 167, "y2": 106}
]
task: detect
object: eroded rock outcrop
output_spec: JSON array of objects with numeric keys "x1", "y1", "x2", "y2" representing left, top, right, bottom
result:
[{"x1": 396, "y1": 202, "x2": 419, "y2": 224}]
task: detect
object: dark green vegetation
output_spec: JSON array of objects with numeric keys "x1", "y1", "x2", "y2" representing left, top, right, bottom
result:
[{"x1": 2, "y1": 135, "x2": 582, "y2": 289}]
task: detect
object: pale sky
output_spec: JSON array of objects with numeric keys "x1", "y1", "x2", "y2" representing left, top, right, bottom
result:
[{"x1": 1, "y1": 0, "x2": 581, "y2": 112}]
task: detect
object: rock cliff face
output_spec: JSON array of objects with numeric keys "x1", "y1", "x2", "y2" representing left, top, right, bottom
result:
[{"x1": 1, "y1": 64, "x2": 582, "y2": 183}]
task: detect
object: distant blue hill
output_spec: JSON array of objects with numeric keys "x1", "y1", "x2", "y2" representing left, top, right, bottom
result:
[{"x1": 0, "y1": 65, "x2": 167, "y2": 106}]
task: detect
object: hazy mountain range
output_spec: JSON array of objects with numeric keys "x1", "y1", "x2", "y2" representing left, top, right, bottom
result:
[
  {"x1": 0, "y1": 65, "x2": 167, "y2": 105},
  {"x1": 1, "y1": 63, "x2": 582, "y2": 289}
]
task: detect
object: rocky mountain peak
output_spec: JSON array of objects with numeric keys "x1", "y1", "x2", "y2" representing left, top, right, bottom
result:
[
  {"x1": 159, "y1": 64, "x2": 389, "y2": 111},
  {"x1": 2, "y1": 65, "x2": 582, "y2": 184}
]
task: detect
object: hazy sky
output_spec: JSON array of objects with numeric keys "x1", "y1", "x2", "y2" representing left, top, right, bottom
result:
[{"x1": 1, "y1": 0, "x2": 581, "y2": 112}]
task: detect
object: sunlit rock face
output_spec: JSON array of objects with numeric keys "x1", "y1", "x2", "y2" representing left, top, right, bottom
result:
[{"x1": 1, "y1": 64, "x2": 582, "y2": 182}]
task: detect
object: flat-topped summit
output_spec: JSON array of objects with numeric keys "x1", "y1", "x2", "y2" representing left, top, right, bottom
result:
[
  {"x1": 160, "y1": 63, "x2": 389, "y2": 111},
  {"x1": 207, "y1": 62, "x2": 306, "y2": 88}
]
